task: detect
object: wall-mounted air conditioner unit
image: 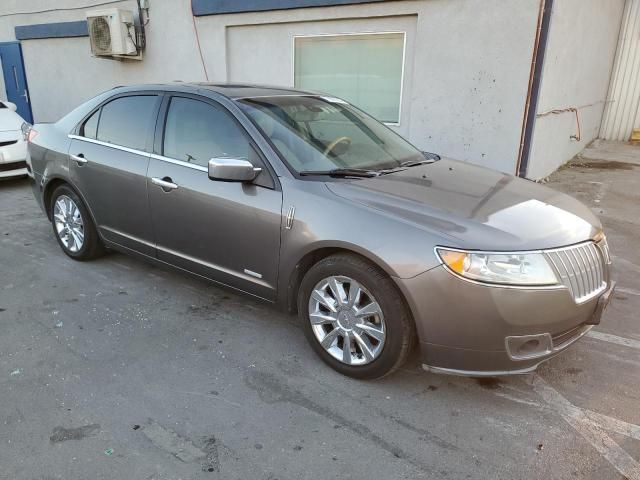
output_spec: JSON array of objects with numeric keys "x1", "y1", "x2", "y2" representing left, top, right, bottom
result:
[{"x1": 86, "y1": 8, "x2": 140, "y2": 59}]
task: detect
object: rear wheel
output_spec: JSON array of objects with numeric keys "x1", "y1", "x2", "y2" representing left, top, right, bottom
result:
[
  {"x1": 298, "y1": 253, "x2": 415, "y2": 379},
  {"x1": 50, "y1": 185, "x2": 104, "y2": 260}
]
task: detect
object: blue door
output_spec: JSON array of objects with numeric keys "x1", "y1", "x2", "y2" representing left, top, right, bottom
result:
[{"x1": 0, "y1": 42, "x2": 33, "y2": 123}]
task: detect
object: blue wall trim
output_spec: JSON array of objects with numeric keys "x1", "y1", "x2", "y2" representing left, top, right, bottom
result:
[
  {"x1": 15, "y1": 21, "x2": 88, "y2": 40},
  {"x1": 192, "y1": 0, "x2": 391, "y2": 16}
]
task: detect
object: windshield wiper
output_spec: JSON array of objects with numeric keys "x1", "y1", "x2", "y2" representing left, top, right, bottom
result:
[
  {"x1": 401, "y1": 158, "x2": 438, "y2": 168},
  {"x1": 400, "y1": 159, "x2": 433, "y2": 167},
  {"x1": 400, "y1": 152, "x2": 441, "y2": 167},
  {"x1": 299, "y1": 168, "x2": 380, "y2": 178}
]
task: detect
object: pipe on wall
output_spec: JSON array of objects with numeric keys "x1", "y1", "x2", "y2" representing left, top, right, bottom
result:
[{"x1": 516, "y1": 0, "x2": 554, "y2": 178}]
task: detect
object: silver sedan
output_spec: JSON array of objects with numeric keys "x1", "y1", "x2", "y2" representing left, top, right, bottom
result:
[{"x1": 26, "y1": 83, "x2": 614, "y2": 379}]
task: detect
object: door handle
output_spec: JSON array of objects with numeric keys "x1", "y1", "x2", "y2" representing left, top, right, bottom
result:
[
  {"x1": 70, "y1": 153, "x2": 88, "y2": 164},
  {"x1": 151, "y1": 177, "x2": 178, "y2": 191}
]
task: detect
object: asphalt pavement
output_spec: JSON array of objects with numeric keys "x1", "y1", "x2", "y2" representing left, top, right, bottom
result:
[{"x1": 1, "y1": 141, "x2": 639, "y2": 479}]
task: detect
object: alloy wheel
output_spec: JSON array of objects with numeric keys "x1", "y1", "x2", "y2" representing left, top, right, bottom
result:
[
  {"x1": 53, "y1": 195, "x2": 85, "y2": 253},
  {"x1": 308, "y1": 275, "x2": 386, "y2": 366}
]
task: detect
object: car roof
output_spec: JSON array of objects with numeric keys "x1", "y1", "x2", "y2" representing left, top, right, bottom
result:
[
  {"x1": 112, "y1": 82, "x2": 317, "y2": 100},
  {"x1": 195, "y1": 83, "x2": 315, "y2": 99}
]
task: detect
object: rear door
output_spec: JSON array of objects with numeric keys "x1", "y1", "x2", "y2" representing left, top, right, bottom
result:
[
  {"x1": 147, "y1": 94, "x2": 283, "y2": 300},
  {"x1": 69, "y1": 93, "x2": 161, "y2": 256}
]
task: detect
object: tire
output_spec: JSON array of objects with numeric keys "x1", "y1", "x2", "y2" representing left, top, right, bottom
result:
[
  {"x1": 298, "y1": 253, "x2": 416, "y2": 379},
  {"x1": 50, "y1": 184, "x2": 104, "y2": 261}
]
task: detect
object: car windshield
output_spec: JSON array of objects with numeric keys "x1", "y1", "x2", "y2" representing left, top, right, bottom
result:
[{"x1": 237, "y1": 95, "x2": 425, "y2": 174}]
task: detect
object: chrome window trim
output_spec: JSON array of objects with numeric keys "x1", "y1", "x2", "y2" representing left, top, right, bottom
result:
[
  {"x1": 149, "y1": 153, "x2": 208, "y2": 172},
  {"x1": 68, "y1": 134, "x2": 208, "y2": 173},
  {"x1": 68, "y1": 134, "x2": 148, "y2": 156}
]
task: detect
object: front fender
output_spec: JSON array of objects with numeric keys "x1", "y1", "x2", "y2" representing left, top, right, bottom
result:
[{"x1": 276, "y1": 178, "x2": 445, "y2": 310}]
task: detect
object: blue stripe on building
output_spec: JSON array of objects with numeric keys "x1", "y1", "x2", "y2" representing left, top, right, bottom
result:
[
  {"x1": 192, "y1": 0, "x2": 391, "y2": 16},
  {"x1": 15, "y1": 21, "x2": 88, "y2": 41},
  {"x1": 14, "y1": 1, "x2": 392, "y2": 40}
]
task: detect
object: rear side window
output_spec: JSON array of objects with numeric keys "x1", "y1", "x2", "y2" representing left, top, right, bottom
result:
[
  {"x1": 81, "y1": 109, "x2": 100, "y2": 139},
  {"x1": 96, "y1": 95, "x2": 158, "y2": 150},
  {"x1": 163, "y1": 97, "x2": 250, "y2": 167}
]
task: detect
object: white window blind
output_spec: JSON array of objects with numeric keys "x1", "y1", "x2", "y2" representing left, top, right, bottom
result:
[{"x1": 294, "y1": 32, "x2": 405, "y2": 124}]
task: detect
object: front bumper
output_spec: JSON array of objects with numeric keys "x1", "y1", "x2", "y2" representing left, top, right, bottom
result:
[
  {"x1": 0, "y1": 161, "x2": 28, "y2": 179},
  {"x1": 394, "y1": 265, "x2": 614, "y2": 376},
  {"x1": 0, "y1": 132, "x2": 27, "y2": 179}
]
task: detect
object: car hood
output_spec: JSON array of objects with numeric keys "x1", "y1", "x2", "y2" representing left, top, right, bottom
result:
[
  {"x1": 325, "y1": 158, "x2": 601, "y2": 251},
  {"x1": 0, "y1": 109, "x2": 24, "y2": 132}
]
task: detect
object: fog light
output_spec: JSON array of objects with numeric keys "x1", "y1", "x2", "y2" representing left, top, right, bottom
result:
[{"x1": 505, "y1": 333, "x2": 553, "y2": 360}]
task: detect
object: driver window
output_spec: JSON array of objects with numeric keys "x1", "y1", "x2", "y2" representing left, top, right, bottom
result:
[{"x1": 163, "y1": 97, "x2": 250, "y2": 167}]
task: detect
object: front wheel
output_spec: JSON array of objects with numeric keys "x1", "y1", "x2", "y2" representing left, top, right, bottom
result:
[{"x1": 298, "y1": 254, "x2": 415, "y2": 379}]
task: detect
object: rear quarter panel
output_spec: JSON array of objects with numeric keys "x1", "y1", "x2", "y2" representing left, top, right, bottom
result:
[
  {"x1": 28, "y1": 89, "x2": 117, "y2": 214},
  {"x1": 28, "y1": 124, "x2": 73, "y2": 214}
]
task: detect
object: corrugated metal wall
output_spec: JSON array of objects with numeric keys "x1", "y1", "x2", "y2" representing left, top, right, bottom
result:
[{"x1": 600, "y1": 0, "x2": 640, "y2": 141}]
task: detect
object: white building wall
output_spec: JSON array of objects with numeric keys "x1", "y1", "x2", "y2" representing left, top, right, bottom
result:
[
  {"x1": 526, "y1": 0, "x2": 626, "y2": 180},
  {"x1": 0, "y1": 0, "x2": 208, "y2": 122},
  {"x1": 0, "y1": 0, "x2": 541, "y2": 175},
  {"x1": 196, "y1": 0, "x2": 540, "y2": 174},
  {"x1": 224, "y1": 15, "x2": 419, "y2": 139},
  {"x1": 600, "y1": 0, "x2": 640, "y2": 141}
]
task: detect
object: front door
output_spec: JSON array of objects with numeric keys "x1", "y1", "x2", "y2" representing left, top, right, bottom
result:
[
  {"x1": 0, "y1": 42, "x2": 33, "y2": 123},
  {"x1": 147, "y1": 95, "x2": 283, "y2": 300},
  {"x1": 69, "y1": 93, "x2": 161, "y2": 256}
]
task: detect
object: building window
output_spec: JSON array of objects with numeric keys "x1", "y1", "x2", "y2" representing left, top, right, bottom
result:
[{"x1": 294, "y1": 32, "x2": 405, "y2": 124}]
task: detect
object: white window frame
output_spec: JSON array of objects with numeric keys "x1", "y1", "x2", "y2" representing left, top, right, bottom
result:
[{"x1": 291, "y1": 31, "x2": 407, "y2": 126}]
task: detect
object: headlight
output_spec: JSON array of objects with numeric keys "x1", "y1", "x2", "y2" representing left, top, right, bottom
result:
[{"x1": 436, "y1": 248, "x2": 559, "y2": 286}]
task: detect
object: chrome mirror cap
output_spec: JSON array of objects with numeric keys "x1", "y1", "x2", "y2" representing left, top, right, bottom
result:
[{"x1": 208, "y1": 157, "x2": 261, "y2": 182}]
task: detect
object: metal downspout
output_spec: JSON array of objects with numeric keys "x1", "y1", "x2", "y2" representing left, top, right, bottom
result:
[{"x1": 516, "y1": 0, "x2": 554, "y2": 178}]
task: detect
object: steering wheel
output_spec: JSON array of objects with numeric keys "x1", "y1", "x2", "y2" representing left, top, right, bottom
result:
[{"x1": 323, "y1": 136, "x2": 352, "y2": 157}]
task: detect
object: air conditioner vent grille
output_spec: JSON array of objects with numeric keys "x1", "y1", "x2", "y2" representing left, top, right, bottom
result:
[
  {"x1": 86, "y1": 8, "x2": 139, "y2": 58},
  {"x1": 89, "y1": 16, "x2": 112, "y2": 54}
]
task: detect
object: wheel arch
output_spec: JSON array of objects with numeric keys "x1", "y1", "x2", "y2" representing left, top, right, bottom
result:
[
  {"x1": 42, "y1": 176, "x2": 100, "y2": 235},
  {"x1": 283, "y1": 242, "x2": 404, "y2": 315},
  {"x1": 42, "y1": 177, "x2": 68, "y2": 220}
]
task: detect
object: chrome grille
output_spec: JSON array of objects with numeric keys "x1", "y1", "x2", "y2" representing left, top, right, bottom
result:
[{"x1": 545, "y1": 241, "x2": 608, "y2": 303}]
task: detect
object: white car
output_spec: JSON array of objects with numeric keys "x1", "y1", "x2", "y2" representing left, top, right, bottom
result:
[{"x1": 0, "y1": 101, "x2": 28, "y2": 179}]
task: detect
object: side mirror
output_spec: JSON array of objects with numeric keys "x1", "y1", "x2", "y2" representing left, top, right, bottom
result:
[
  {"x1": 4, "y1": 102, "x2": 17, "y2": 112},
  {"x1": 208, "y1": 157, "x2": 261, "y2": 182}
]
